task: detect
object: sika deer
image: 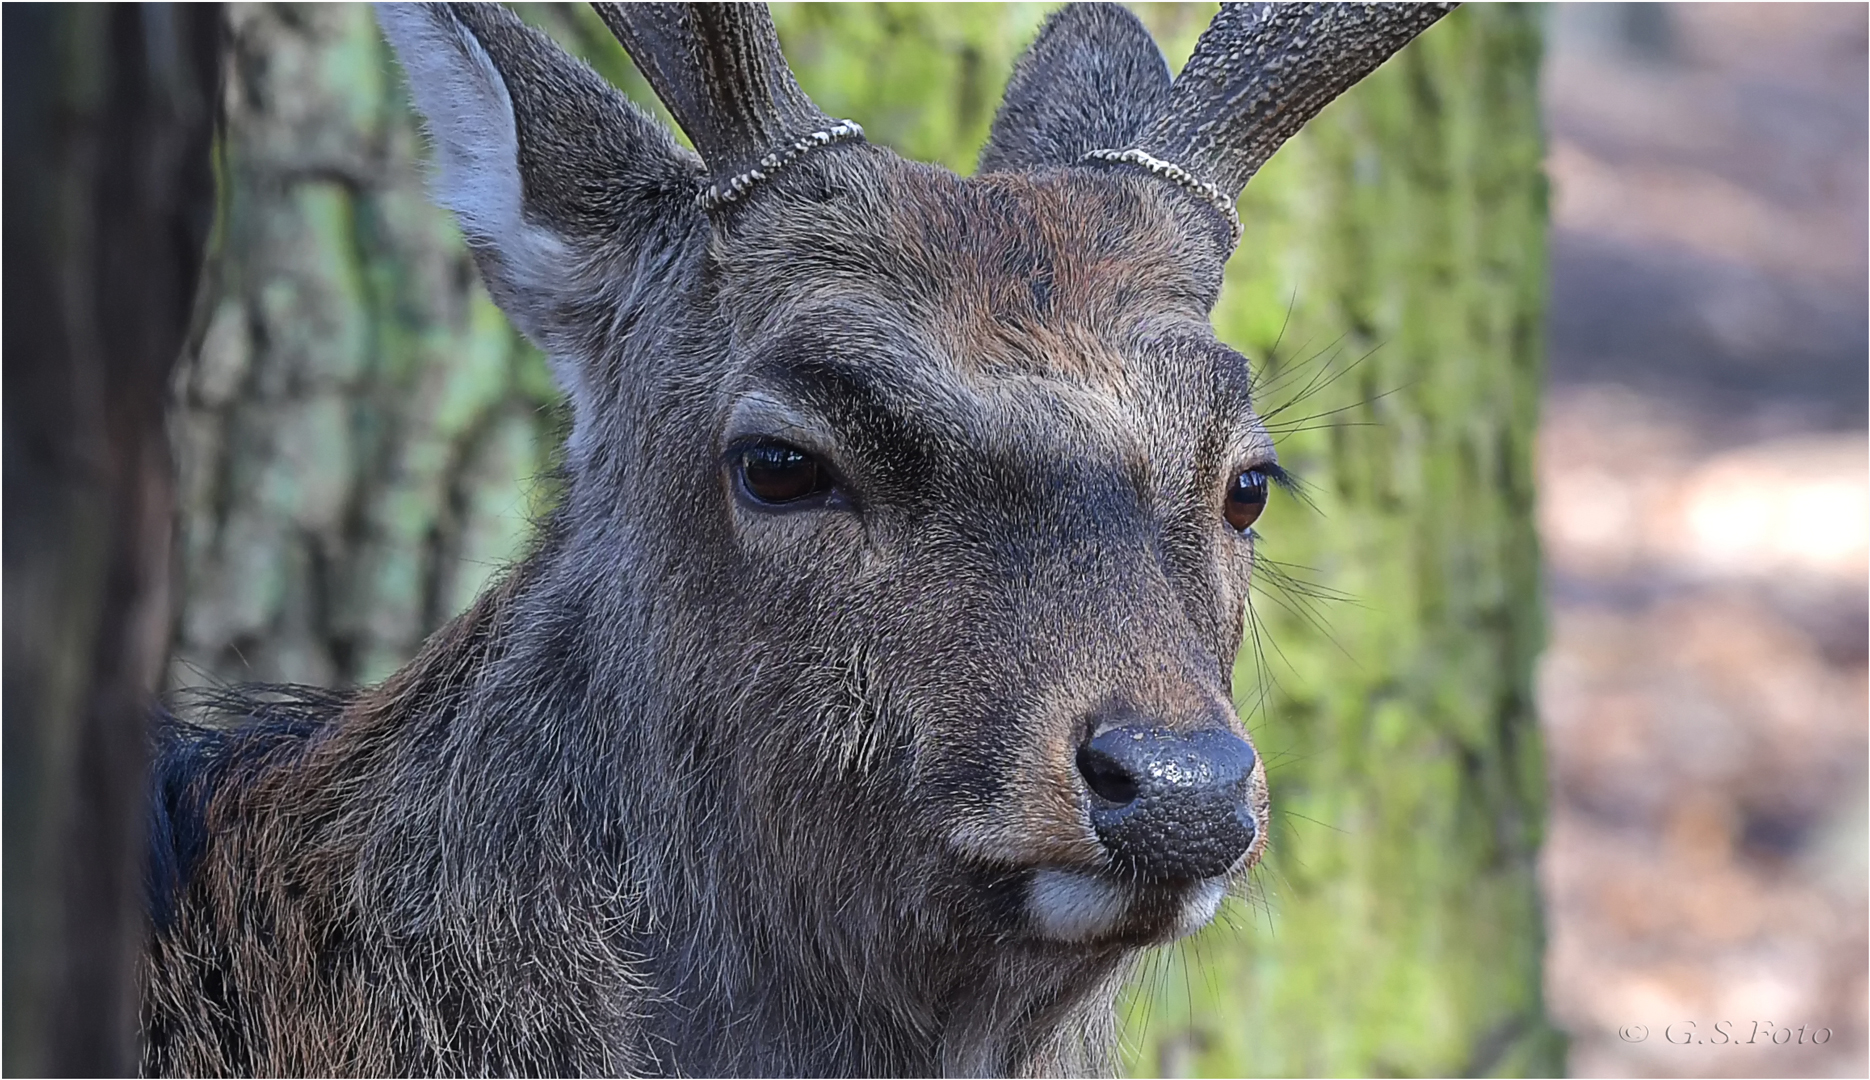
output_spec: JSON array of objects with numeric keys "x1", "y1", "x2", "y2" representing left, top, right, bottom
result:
[{"x1": 142, "y1": 3, "x2": 1450, "y2": 1074}]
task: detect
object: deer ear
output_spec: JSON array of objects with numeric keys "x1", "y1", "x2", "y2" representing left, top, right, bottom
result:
[
  {"x1": 377, "y1": 3, "x2": 700, "y2": 349},
  {"x1": 976, "y1": 4, "x2": 1171, "y2": 174}
]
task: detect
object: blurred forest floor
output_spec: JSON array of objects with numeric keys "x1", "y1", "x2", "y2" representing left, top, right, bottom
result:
[{"x1": 1536, "y1": 5, "x2": 1868, "y2": 1076}]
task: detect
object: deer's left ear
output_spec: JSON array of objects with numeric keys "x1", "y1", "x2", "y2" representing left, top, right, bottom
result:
[{"x1": 977, "y1": 4, "x2": 1170, "y2": 173}]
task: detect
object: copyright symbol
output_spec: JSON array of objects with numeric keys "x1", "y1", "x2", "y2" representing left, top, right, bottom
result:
[{"x1": 1619, "y1": 1025, "x2": 1650, "y2": 1043}]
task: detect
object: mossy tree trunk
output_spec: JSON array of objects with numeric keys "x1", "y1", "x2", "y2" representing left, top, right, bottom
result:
[
  {"x1": 171, "y1": 4, "x2": 562, "y2": 691},
  {"x1": 1119, "y1": 6, "x2": 1562, "y2": 1076},
  {"x1": 169, "y1": 4, "x2": 1557, "y2": 1075}
]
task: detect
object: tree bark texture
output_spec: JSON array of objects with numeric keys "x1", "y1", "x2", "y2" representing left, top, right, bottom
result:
[
  {"x1": 170, "y1": 4, "x2": 563, "y2": 692},
  {"x1": 1120, "y1": 7, "x2": 1562, "y2": 1076},
  {"x1": 165, "y1": 4, "x2": 1558, "y2": 1075},
  {"x1": 2, "y1": 5, "x2": 222, "y2": 1075}
]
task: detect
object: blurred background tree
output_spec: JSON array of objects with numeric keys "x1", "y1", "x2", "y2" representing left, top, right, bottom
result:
[
  {"x1": 167, "y1": 4, "x2": 1557, "y2": 1075},
  {"x1": 5, "y1": 6, "x2": 222, "y2": 1074}
]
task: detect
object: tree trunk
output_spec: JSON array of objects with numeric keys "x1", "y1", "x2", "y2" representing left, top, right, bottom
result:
[
  {"x1": 1120, "y1": 6, "x2": 1563, "y2": 1076},
  {"x1": 2, "y1": 5, "x2": 222, "y2": 1075},
  {"x1": 167, "y1": 4, "x2": 1558, "y2": 1075},
  {"x1": 170, "y1": 4, "x2": 562, "y2": 691}
]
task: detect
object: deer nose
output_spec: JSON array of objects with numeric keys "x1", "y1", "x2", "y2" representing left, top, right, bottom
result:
[{"x1": 1075, "y1": 725, "x2": 1257, "y2": 881}]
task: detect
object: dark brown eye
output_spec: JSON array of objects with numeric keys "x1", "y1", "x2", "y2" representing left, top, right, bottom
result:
[
  {"x1": 737, "y1": 442, "x2": 834, "y2": 505},
  {"x1": 1224, "y1": 468, "x2": 1270, "y2": 532}
]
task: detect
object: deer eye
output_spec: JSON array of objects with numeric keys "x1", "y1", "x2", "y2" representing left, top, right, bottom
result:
[
  {"x1": 1223, "y1": 468, "x2": 1270, "y2": 532},
  {"x1": 735, "y1": 441, "x2": 835, "y2": 506}
]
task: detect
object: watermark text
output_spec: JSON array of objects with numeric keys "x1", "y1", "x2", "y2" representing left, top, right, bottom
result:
[{"x1": 1618, "y1": 1021, "x2": 1832, "y2": 1047}]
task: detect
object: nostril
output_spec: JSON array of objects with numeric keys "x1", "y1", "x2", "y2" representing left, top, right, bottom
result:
[
  {"x1": 1079, "y1": 723, "x2": 1258, "y2": 882},
  {"x1": 1076, "y1": 745, "x2": 1140, "y2": 806}
]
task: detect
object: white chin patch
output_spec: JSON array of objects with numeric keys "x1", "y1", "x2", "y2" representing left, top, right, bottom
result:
[
  {"x1": 1171, "y1": 878, "x2": 1229, "y2": 939},
  {"x1": 1027, "y1": 869, "x2": 1131, "y2": 942}
]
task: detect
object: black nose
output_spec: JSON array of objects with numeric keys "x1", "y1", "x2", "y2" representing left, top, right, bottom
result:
[{"x1": 1076, "y1": 724, "x2": 1257, "y2": 881}]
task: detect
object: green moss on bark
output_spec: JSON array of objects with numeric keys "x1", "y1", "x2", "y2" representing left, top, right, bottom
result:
[
  {"x1": 172, "y1": 5, "x2": 563, "y2": 689},
  {"x1": 1117, "y1": 6, "x2": 1559, "y2": 1076}
]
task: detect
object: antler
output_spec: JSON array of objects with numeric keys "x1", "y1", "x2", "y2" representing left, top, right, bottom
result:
[
  {"x1": 593, "y1": 3, "x2": 854, "y2": 206},
  {"x1": 1137, "y1": 3, "x2": 1454, "y2": 200}
]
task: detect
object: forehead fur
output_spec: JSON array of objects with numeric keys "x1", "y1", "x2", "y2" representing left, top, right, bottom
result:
[{"x1": 710, "y1": 148, "x2": 1223, "y2": 386}]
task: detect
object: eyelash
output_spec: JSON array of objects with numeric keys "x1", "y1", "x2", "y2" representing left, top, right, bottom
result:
[{"x1": 1251, "y1": 461, "x2": 1296, "y2": 492}]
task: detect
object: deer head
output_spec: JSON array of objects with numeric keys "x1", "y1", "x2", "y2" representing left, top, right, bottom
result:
[{"x1": 376, "y1": 3, "x2": 1449, "y2": 1072}]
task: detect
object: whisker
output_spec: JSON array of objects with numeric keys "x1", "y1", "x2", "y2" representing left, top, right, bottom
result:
[
  {"x1": 1250, "y1": 573, "x2": 1358, "y2": 668},
  {"x1": 1249, "y1": 864, "x2": 1278, "y2": 937},
  {"x1": 1281, "y1": 809, "x2": 1347, "y2": 835},
  {"x1": 1262, "y1": 417, "x2": 1383, "y2": 437},
  {"x1": 1180, "y1": 938, "x2": 1195, "y2": 1058},
  {"x1": 1265, "y1": 286, "x2": 1298, "y2": 365},
  {"x1": 1253, "y1": 557, "x2": 1358, "y2": 604},
  {"x1": 1259, "y1": 339, "x2": 1387, "y2": 423},
  {"x1": 1259, "y1": 745, "x2": 1325, "y2": 774},
  {"x1": 1250, "y1": 331, "x2": 1347, "y2": 404},
  {"x1": 1236, "y1": 594, "x2": 1279, "y2": 728},
  {"x1": 1264, "y1": 381, "x2": 1409, "y2": 433},
  {"x1": 1244, "y1": 591, "x2": 1306, "y2": 684}
]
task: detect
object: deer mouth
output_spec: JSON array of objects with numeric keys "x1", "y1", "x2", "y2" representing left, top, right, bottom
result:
[
  {"x1": 1012, "y1": 720, "x2": 1265, "y2": 945},
  {"x1": 1023, "y1": 867, "x2": 1235, "y2": 946}
]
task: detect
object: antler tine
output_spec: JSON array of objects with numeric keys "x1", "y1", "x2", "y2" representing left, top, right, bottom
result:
[
  {"x1": 1138, "y1": 3, "x2": 1454, "y2": 202},
  {"x1": 593, "y1": 3, "x2": 836, "y2": 187}
]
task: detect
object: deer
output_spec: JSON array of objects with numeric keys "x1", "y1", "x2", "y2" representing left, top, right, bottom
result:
[{"x1": 141, "y1": 3, "x2": 1450, "y2": 1075}]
